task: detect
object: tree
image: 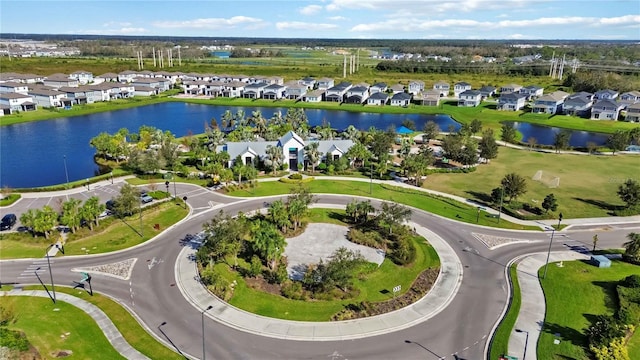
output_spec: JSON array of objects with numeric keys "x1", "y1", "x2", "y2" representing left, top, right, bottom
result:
[
  {"x1": 541, "y1": 193, "x2": 558, "y2": 213},
  {"x1": 304, "y1": 142, "x2": 322, "y2": 173},
  {"x1": 460, "y1": 139, "x2": 478, "y2": 167},
  {"x1": 606, "y1": 130, "x2": 630, "y2": 155},
  {"x1": 89, "y1": 132, "x2": 113, "y2": 160},
  {"x1": 490, "y1": 187, "x2": 504, "y2": 205},
  {"x1": 623, "y1": 232, "x2": 640, "y2": 262},
  {"x1": 554, "y1": 129, "x2": 572, "y2": 153},
  {"x1": 114, "y1": 183, "x2": 140, "y2": 217},
  {"x1": 422, "y1": 120, "x2": 440, "y2": 143},
  {"x1": 470, "y1": 119, "x2": 482, "y2": 135},
  {"x1": 267, "y1": 200, "x2": 290, "y2": 232},
  {"x1": 501, "y1": 173, "x2": 527, "y2": 202},
  {"x1": 341, "y1": 125, "x2": 360, "y2": 141},
  {"x1": 375, "y1": 152, "x2": 391, "y2": 179},
  {"x1": 20, "y1": 209, "x2": 37, "y2": 237},
  {"x1": 79, "y1": 196, "x2": 105, "y2": 230},
  {"x1": 377, "y1": 202, "x2": 412, "y2": 234},
  {"x1": 286, "y1": 186, "x2": 315, "y2": 231},
  {"x1": 629, "y1": 127, "x2": 640, "y2": 145},
  {"x1": 441, "y1": 133, "x2": 465, "y2": 163},
  {"x1": 479, "y1": 129, "x2": 499, "y2": 162},
  {"x1": 586, "y1": 141, "x2": 599, "y2": 155},
  {"x1": 252, "y1": 220, "x2": 286, "y2": 271},
  {"x1": 265, "y1": 145, "x2": 284, "y2": 175},
  {"x1": 500, "y1": 122, "x2": 517, "y2": 144},
  {"x1": 345, "y1": 141, "x2": 372, "y2": 169},
  {"x1": 617, "y1": 179, "x2": 640, "y2": 209},
  {"x1": 370, "y1": 130, "x2": 394, "y2": 159},
  {"x1": 586, "y1": 315, "x2": 625, "y2": 348},
  {"x1": 60, "y1": 198, "x2": 82, "y2": 233},
  {"x1": 33, "y1": 206, "x2": 58, "y2": 239},
  {"x1": 527, "y1": 136, "x2": 537, "y2": 150}
]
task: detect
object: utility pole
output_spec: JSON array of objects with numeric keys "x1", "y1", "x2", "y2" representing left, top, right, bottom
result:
[
  {"x1": 178, "y1": 46, "x2": 182, "y2": 66},
  {"x1": 343, "y1": 55, "x2": 347, "y2": 78},
  {"x1": 549, "y1": 51, "x2": 555, "y2": 78},
  {"x1": 152, "y1": 47, "x2": 156, "y2": 67}
]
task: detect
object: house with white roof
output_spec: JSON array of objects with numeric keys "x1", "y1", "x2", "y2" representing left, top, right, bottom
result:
[
  {"x1": 70, "y1": 70, "x2": 94, "y2": 85},
  {"x1": 433, "y1": 81, "x2": 450, "y2": 97}
]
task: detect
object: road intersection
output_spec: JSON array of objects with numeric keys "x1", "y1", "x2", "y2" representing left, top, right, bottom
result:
[{"x1": 0, "y1": 179, "x2": 635, "y2": 359}]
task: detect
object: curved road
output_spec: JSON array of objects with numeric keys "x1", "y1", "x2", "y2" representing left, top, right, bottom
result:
[{"x1": 0, "y1": 184, "x2": 631, "y2": 360}]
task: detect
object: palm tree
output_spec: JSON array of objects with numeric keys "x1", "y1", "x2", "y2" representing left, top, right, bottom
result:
[
  {"x1": 623, "y1": 232, "x2": 640, "y2": 262},
  {"x1": 20, "y1": 209, "x2": 37, "y2": 237},
  {"x1": 249, "y1": 110, "x2": 267, "y2": 138},
  {"x1": 221, "y1": 110, "x2": 234, "y2": 130},
  {"x1": 341, "y1": 125, "x2": 361, "y2": 141},
  {"x1": 80, "y1": 196, "x2": 105, "y2": 230},
  {"x1": 304, "y1": 142, "x2": 322, "y2": 172},
  {"x1": 265, "y1": 145, "x2": 284, "y2": 175},
  {"x1": 61, "y1": 198, "x2": 82, "y2": 233}
]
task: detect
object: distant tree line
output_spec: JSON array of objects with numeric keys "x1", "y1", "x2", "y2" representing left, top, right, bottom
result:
[{"x1": 375, "y1": 60, "x2": 550, "y2": 76}]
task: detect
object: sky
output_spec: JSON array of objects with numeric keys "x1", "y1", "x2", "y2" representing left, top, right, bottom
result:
[{"x1": 1, "y1": 0, "x2": 639, "y2": 40}]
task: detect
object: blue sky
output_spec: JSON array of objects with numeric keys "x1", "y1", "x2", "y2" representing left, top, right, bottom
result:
[{"x1": 1, "y1": 0, "x2": 639, "y2": 40}]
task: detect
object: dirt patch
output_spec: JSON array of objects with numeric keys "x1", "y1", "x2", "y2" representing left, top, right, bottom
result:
[
  {"x1": 332, "y1": 267, "x2": 440, "y2": 320},
  {"x1": 245, "y1": 276, "x2": 282, "y2": 296}
]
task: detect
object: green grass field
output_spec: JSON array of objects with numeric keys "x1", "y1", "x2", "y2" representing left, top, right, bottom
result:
[
  {"x1": 423, "y1": 146, "x2": 638, "y2": 219},
  {"x1": 4, "y1": 296, "x2": 125, "y2": 359},
  {"x1": 225, "y1": 179, "x2": 539, "y2": 230},
  {"x1": 0, "y1": 201, "x2": 188, "y2": 259},
  {"x1": 489, "y1": 264, "x2": 522, "y2": 360},
  {"x1": 538, "y1": 260, "x2": 640, "y2": 360},
  {"x1": 223, "y1": 208, "x2": 440, "y2": 321}
]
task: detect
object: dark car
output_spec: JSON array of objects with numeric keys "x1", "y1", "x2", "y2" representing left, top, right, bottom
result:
[
  {"x1": 0, "y1": 213, "x2": 17, "y2": 231},
  {"x1": 106, "y1": 199, "x2": 116, "y2": 210}
]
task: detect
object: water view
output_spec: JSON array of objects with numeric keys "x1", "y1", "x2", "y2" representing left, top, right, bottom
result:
[{"x1": 508, "y1": 121, "x2": 609, "y2": 148}]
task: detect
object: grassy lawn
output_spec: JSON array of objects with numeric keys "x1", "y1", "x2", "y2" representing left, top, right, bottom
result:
[
  {"x1": 20, "y1": 286, "x2": 184, "y2": 360},
  {"x1": 0, "y1": 194, "x2": 21, "y2": 206},
  {"x1": 226, "y1": 180, "x2": 540, "y2": 230},
  {"x1": 0, "y1": 201, "x2": 188, "y2": 259},
  {"x1": 224, "y1": 209, "x2": 440, "y2": 321},
  {"x1": 4, "y1": 296, "x2": 125, "y2": 359},
  {"x1": 538, "y1": 259, "x2": 640, "y2": 360},
  {"x1": 489, "y1": 264, "x2": 522, "y2": 360},
  {"x1": 423, "y1": 146, "x2": 638, "y2": 219}
]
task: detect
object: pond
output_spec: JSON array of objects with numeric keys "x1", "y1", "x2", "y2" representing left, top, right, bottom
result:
[
  {"x1": 0, "y1": 102, "x2": 460, "y2": 188},
  {"x1": 507, "y1": 121, "x2": 609, "y2": 148}
]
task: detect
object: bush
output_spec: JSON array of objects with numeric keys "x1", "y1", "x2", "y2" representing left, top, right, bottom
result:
[
  {"x1": 288, "y1": 173, "x2": 303, "y2": 180},
  {"x1": 266, "y1": 262, "x2": 289, "y2": 284},
  {"x1": 388, "y1": 236, "x2": 416, "y2": 265},
  {"x1": 623, "y1": 275, "x2": 640, "y2": 288},
  {"x1": 590, "y1": 338, "x2": 630, "y2": 360},
  {"x1": 0, "y1": 328, "x2": 30, "y2": 351},
  {"x1": 200, "y1": 265, "x2": 234, "y2": 301},
  {"x1": 248, "y1": 255, "x2": 263, "y2": 278},
  {"x1": 317, "y1": 163, "x2": 327, "y2": 171},
  {"x1": 347, "y1": 228, "x2": 384, "y2": 249},
  {"x1": 278, "y1": 176, "x2": 314, "y2": 184},
  {"x1": 281, "y1": 280, "x2": 306, "y2": 300}
]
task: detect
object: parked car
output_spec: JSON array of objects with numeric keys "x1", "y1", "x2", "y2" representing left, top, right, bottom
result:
[
  {"x1": 0, "y1": 213, "x2": 17, "y2": 231},
  {"x1": 140, "y1": 192, "x2": 153, "y2": 204},
  {"x1": 106, "y1": 199, "x2": 116, "y2": 210}
]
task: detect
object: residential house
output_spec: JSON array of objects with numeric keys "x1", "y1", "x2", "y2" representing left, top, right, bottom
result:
[
  {"x1": 316, "y1": 78, "x2": 335, "y2": 90},
  {"x1": 44, "y1": 74, "x2": 78, "y2": 89},
  {"x1": 521, "y1": 85, "x2": 544, "y2": 100},
  {"x1": 532, "y1": 91, "x2": 569, "y2": 114},
  {"x1": 563, "y1": 93, "x2": 594, "y2": 117},
  {"x1": 1, "y1": 73, "x2": 44, "y2": 84},
  {"x1": 370, "y1": 82, "x2": 387, "y2": 94},
  {"x1": 138, "y1": 70, "x2": 156, "y2": 78},
  {"x1": 86, "y1": 83, "x2": 112, "y2": 102},
  {"x1": 134, "y1": 86, "x2": 158, "y2": 97},
  {"x1": 263, "y1": 84, "x2": 286, "y2": 100},
  {"x1": 0, "y1": 92, "x2": 37, "y2": 112},
  {"x1": 421, "y1": 90, "x2": 442, "y2": 106},
  {"x1": 299, "y1": 77, "x2": 316, "y2": 90},
  {"x1": 283, "y1": 82, "x2": 306, "y2": 100},
  {"x1": 154, "y1": 71, "x2": 180, "y2": 85},
  {"x1": 590, "y1": 99, "x2": 624, "y2": 120},
  {"x1": 390, "y1": 84, "x2": 405, "y2": 94},
  {"x1": 453, "y1": 82, "x2": 472, "y2": 98},
  {"x1": 242, "y1": 82, "x2": 268, "y2": 99},
  {"x1": 117, "y1": 83, "x2": 135, "y2": 98},
  {"x1": 131, "y1": 78, "x2": 170, "y2": 92},
  {"x1": 345, "y1": 85, "x2": 369, "y2": 104},
  {"x1": 497, "y1": 92, "x2": 528, "y2": 111},
  {"x1": 620, "y1": 91, "x2": 640, "y2": 105},
  {"x1": 222, "y1": 81, "x2": 246, "y2": 98},
  {"x1": 408, "y1": 80, "x2": 425, "y2": 95},
  {"x1": 70, "y1": 70, "x2": 94, "y2": 85},
  {"x1": 28, "y1": 88, "x2": 70, "y2": 108},
  {"x1": 0, "y1": 82, "x2": 29, "y2": 95},
  {"x1": 205, "y1": 81, "x2": 226, "y2": 97},
  {"x1": 625, "y1": 103, "x2": 640, "y2": 122},
  {"x1": 266, "y1": 76, "x2": 284, "y2": 86},
  {"x1": 58, "y1": 86, "x2": 91, "y2": 104},
  {"x1": 594, "y1": 89, "x2": 619, "y2": 100},
  {"x1": 478, "y1": 86, "x2": 497, "y2": 100},
  {"x1": 433, "y1": 81, "x2": 450, "y2": 97},
  {"x1": 117, "y1": 70, "x2": 138, "y2": 83},
  {"x1": 95, "y1": 72, "x2": 119, "y2": 83},
  {"x1": 367, "y1": 92, "x2": 389, "y2": 106},
  {"x1": 218, "y1": 131, "x2": 354, "y2": 171},
  {"x1": 304, "y1": 90, "x2": 324, "y2": 103},
  {"x1": 390, "y1": 92, "x2": 412, "y2": 107},
  {"x1": 457, "y1": 90, "x2": 482, "y2": 107},
  {"x1": 325, "y1": 82, "x2": 352, "y2": 102},
  {"x1": 500, "y1": 83, "x2": 522, "y2": 94},
  {"x1": 182, "y1": 80, "x2": 208, "y2": 95}
]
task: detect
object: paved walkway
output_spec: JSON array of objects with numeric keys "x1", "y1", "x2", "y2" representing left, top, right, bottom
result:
[
  {"x1": 507, "y1": 251, "x2": 590, "y2": 360},
  {"x1": 176, "y1": 221, "x2": 463, "y2": 341},
  {"x1": 2, "y1": 289, "x2": 149, "y2": 360}
]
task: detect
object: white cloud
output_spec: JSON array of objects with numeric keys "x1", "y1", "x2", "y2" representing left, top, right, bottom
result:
[
  {"x1": 496, "y1": 14, "x2": 509, "y2": 19},
  {"x1": 103, "y1": 21, "x2": 132, "y2": 27},
  {"x1": 153, "y1": 16, "x2": 267, "y2": 30},
  {"x1": 326, "y1": 0, "x2": 530, "y2": 12},
  {"x1": 507, "y1": 33, "x2": 527, "y2": 39},
  {"x1": 276, "y1": 21, "x2": 339, "y2": 31},
  {"x1": 300, "y1": 4, "x2": 323, "y2": 15},
  {"x1": 328, "y1": 16, "x2": 347, "y2": 21}
]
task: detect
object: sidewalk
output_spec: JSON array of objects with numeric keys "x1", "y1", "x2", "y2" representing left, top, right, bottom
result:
[
  {"x1": 507, "y1": 251, "x2": 590, "y2": 360},
  {"x1": 19, "y1": 175, "x2": 137, "y2": 199},
  {"x1": 2, "y1": 289, "x2": 149, "y2": 360},
  {"x1": 176, "y1": 221, "x2": 463, "y2": 341}
]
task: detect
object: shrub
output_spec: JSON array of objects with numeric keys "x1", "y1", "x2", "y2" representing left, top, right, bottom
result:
[
  {"x1": 347, "y1": 228, "x2": 384, "y2": 249},
  {"x1": 623, "y1": 274, "x2": 640, "y2": 288},
  {"x1": 317, "y1": 163, "x2": 327, "y2": 171},
  {"x1": 200, "y1": 265, "x2": 233, "y2": 301},
  {"x1": 388, "y1": 236, "x2": 416, "y2": 265},
  {"x1": 248, "y1": 255, "x2": 263, "y2": 278},
  {"x1": 288, "y1": 173, "x2": 303, "y2": 180},
  {"x1": 0, "y1": 328, "x2": 30, "y2": 351},
  {"x1": 590, "y1": 338, "x2": 630, "y2": 360},
  {"x1": 281, "y1": 280, "x2": 306, "y2": 300}
]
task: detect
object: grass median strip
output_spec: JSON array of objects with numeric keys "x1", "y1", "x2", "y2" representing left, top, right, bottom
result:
[
  {"x1": 489, "y1": 263, "x2": 522, "y2": 360},
  {"x1": 225, "y1": 180, "x2": 540, "y2": 230}
]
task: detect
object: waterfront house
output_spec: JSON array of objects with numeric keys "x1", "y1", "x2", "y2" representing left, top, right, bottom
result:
[
  {"x1": 390, "y1": 92, "x2": 412, "y2": 107},
  {"x1": 421, "y1": 90, "x2": 442, "y2": 106},
  {"x1": 520, "y1": 85, "x2": 544, "y2": 100},
  {"x1": 532, "y1": 91, "x2": 569, "y2": 114},
  {"x1": 625, "y1": 103, "x2": 640, "y2": 122},
  {"x1": 222, "y1": 81, "x2": 246, "y2": 98},
  {"x1": 316, "y1": 78, "x2": 335, "y2": 91},
  {"x1": 131, "y1": 77, "x2": 170, "y2": 92},
  {"x1": 408, "y1": 80, "x2": 425, "y2": 95},
  {"x1": 370, "y1": 82, "x2": 387, "y2": 94},
  {"x1": 134, "y1": 86, "x2": 158, "y2": 96},
  {"x1": 263, "y1": 84, "x2": 286, "y2": 99},
  {"x1": 497, "y1": 92, "x2": 527, "y2": 111},
  {"x1": 182, "y1": 80, "x2": 208, "y2": 95},
  {"x1": 304, "y1": 89, "x2": 324, "y2": 103},
  {"x1": 205, "y1": 81, "x2": 225, "y2": 97},
  {"x1": 0, "y1": 82, "x2": 29, "y2": 95},
  {"x1": 367, "y1": 92, "x2": 389, "y2": 106},
  {"x1": 590, "y1": 99, "x2": 624, "y2": 120},
  {"x1": 433, "y1": 81, "x2": 450, "y2": 97},
  {"x1": 453, "y1": 82, "x2": 472, "y2": 98},
  {"x1": 345, "y1": 85, "x2": 369, "y2": 104},
  {"x1": 0, "y1": 92, "x2": 37, "y2": 112},
  {"x1": 58, "y1": 86, "x2": 91, "y2": 104},
  {"x1": 242, "y1": 82, "x2": 269, "y2": 99},
  {"x1": 284, "y1": 82, "x2": 307, "y2": 100},
  {"x1": 457, "y1": 90, "x2": 482, "y2": 107},
  {"x1": 325, "y1": 82, "x2": 352, "y2": 102},
  {"x1": 563, "y1": 93, "x2": 593, "y2": 117}
]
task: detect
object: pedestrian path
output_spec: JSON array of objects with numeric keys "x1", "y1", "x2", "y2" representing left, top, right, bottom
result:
[
  {"x1": 2, "y1": 289, "x2": 149, "y2": 360},
  {"x1": 176, "y1": 221, "x2": 463, "y2": 341},
  {"x1": 507, "y1": 251, "x2": 590, "y2": 360}
]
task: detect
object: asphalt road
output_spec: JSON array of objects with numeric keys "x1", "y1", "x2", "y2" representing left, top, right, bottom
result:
[{"x1": 0, "y1": 186, "x2": 633, "y2": 360}]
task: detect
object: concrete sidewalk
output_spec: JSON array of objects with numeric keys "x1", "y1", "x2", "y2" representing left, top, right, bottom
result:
[
  {"x1": 2, "y1": 289, "x2": 149, "y2": 360},
  {"x1": 507, "y1": 251, "x2": 590, "y2": 360},
  {"x1": 176, "y1": 221, "x2": 463, "y2": 341}
]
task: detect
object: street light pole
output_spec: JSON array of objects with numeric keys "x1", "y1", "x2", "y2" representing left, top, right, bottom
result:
[
  {"x1": 202, "y1": 305, "x2": 213, "y2": 360},
  {"x1": 515, "y1": 329, "x2": 529, "y2": 360},
  {"x1": 172, "y1": 170, "x2": 177, "y2": 204},
  {"x1": 369, "y1": 162, "x2": 373, "y2": 194},
  {"x1": 110, "y1": 171, "x2": 114, "y2": 184},
  {"x1": 543, "y1": 213, "x2": 563, "y2": 279},
  {"x1": 63, "y1": 155, "x2": 70, "y2": 189},
  {"x1": 45, "y1": 244, "x2": 56, "y2": 304},
  {"x1": 498, "y1": 185, "x2": 504, "y2": 224}
]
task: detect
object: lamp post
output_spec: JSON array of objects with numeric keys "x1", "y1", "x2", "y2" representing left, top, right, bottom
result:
[
  {"x1": 369, "y1": 162, "x2": 373, "y2": 194},
  {"x1": 182, "y1": 196, "x2": 188, "y2": 209},
  {"x1": 45, "y1": 244, "x2": 56, "y2": 303},
  {"x1": 497, "y1": 185, "x2": 504, "y2": 224},
  {"x1": 172, "y1": 171, "x2": 177, "y2": 204},
  {"x1": 110, "y1": 171, "x2": 114, "y2": 184},
  {"x1": 515, "y1": 329, "x2": 529, "y2": 360},
  {"x1": 201, "y1": 305, "x2": 213, "y2": 360},
  {"x1": 543, "y1": 212, "x2": 563, "y2": 279},
  {"x1": 165, "y1": 181, "x2": 170, "y2": 197},
  {"x1": 63, "y1": 155, "x2": 70, "y2": 189},
  {"x1": 86, "y1": 178, "x2": 90, "y2": 191}
]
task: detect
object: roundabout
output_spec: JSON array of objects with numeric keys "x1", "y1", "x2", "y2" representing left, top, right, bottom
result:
[{"x1": 0, "y1": 182, "x2": 635, "y2": 359}]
